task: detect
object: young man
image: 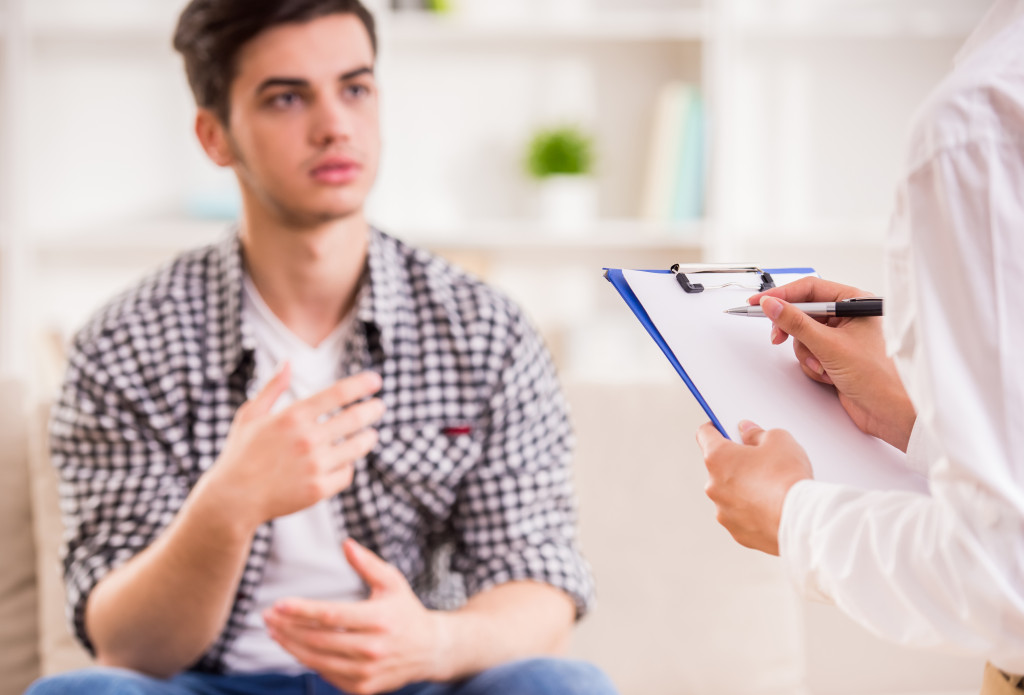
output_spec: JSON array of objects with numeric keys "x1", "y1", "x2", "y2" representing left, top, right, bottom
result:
[
  {"x1": 696, "y1": 2, "x2": 1024, "y2": 692},
  {"x1": 27, "y1": 1, "x2": 618, "y2": 694}
]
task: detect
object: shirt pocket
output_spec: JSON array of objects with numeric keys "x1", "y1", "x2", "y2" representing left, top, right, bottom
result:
[{"x1": 373, "y1": 422, "x2": 482, "y2": 519}]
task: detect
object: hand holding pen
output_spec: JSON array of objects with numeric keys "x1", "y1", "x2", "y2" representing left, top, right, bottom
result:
[{"x1": 745, "y1": 277, "x2": 916, "y2": 452}]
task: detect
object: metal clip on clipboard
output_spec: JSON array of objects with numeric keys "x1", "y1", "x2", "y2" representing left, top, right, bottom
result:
[{"x1": 669, "y1": 264, "x2": 776, "y2": 294}]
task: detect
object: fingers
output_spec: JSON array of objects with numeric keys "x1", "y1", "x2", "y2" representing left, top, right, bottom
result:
[
  {"x1": 748, "y1": 276, "x2": 869, "y2": 305},
  {"x1": 323, "y1": 398, "x2": 386, "y2": 445},
  {"x1": 760, "y1": 296, "x2": 832, "y2": 357},
  {"x1": 737, "y1": 420, "x2": 766, "y2": 446},
  {"x1": 344, "y1": 539, "x2": 407, "y2": 592},
  {"x1": 245, "y1": 362, "x2": 292, "y2": 418},
  {"x1": 298, "y1": 371, "x2": 383, "y2": 420},
  {"x1": 698, "y1": 420, "x2": 771, "y2": 450},
  {"x1": 324, "y1": 428, "x2": 380, "y2": 471},
  {"x1": 272, "y1": 597, "x2": 382, "y2": 633},
  {"x1": 792, "y1": 340, "x2": 834, "y2": 385},
  {"x1": 266, "y1": 628, "x2": 367, "y2": 686},
  {"x1": 695, "y1": 421, "x2": 728, "y2": 457}
]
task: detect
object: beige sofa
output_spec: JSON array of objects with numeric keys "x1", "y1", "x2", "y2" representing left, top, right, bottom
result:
[{"x1": 0, "y1": 378, "x2": 982, "y2": 695}]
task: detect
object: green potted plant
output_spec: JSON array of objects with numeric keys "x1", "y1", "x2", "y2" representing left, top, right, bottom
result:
[{"x1": 526, "y1": 125, "x2": 598, "y2": 231}]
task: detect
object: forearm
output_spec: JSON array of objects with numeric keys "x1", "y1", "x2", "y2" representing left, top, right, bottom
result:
[
  {"x1": 433, "y1": 581, "x2": 575, "y2": 681},
  {"x1": 780, "y1": 479, "x2": 1024, "y2": 670},
  {"x1": 86, "y1": 473, "x2": 257, "y2": 677}
]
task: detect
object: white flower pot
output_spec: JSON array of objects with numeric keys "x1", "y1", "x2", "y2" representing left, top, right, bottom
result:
[{"x1": 537, "y1": 175, "x2": 598, "y2": 234}]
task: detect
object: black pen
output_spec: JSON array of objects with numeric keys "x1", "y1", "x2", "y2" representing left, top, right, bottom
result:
[{"x1": 724, "y1": 297, "x2": 884, "y2": 318}]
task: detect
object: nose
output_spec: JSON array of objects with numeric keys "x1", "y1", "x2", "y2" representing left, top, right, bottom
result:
[{"x1": 310, "y1": 95, "x2": 353, "y2": 147}]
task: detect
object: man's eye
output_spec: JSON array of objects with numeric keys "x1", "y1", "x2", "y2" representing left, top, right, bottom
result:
[
  {"x1": 346, "y1": 84, "x2": 371, "y2": 98},
  {"x1": 270, "y1": 92, "x2": 301, "y2": 108}
]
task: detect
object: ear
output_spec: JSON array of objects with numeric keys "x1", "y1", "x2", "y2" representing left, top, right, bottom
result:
[{"x1": 195, "y1": 108, "x2": 235, "y2": 168}]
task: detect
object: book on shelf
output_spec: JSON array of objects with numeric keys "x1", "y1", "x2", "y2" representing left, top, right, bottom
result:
[{"x1": 640, "y1": 82, "x2": 706, "y2": 223}]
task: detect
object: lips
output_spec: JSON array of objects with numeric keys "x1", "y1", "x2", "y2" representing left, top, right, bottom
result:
[{"x1": 310, "y1": 157, "x2": 362, "y2": 185}]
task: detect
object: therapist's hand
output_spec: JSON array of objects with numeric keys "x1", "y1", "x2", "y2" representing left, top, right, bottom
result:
[
  {"x1": 697, "y1": 420, "x2": 813, "y2": 555},
  {"x1": 750, "y1": 277, "x2": 916, "y2": 452}
]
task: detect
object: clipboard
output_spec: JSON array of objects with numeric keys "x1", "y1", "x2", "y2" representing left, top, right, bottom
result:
[{"x1": 605, "y1": 265, "x2": 927, "y2": 492}]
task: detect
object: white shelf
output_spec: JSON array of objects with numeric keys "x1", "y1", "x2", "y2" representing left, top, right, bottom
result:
[
  {"x1": 30, "y1": 217, "x2": 704, "y2": 259},
  {"x1": 32, "y1": 218, "x2": 230, "y2": 258},
  {"x1": 22, "y1": 8, "x2": 709, "y2": 46},
  {"x1": 25, "y1": 2, "x2": 181, "y2": 44},
  {"x1": 386, "y1": 9, "x2": 709, "y2": 44},
  {"x1": 737, "y1": 7, "x2": 983, "y2": 40},
  {"x1": 403, "y1": 219, "x2": 703, "y2": 251}
]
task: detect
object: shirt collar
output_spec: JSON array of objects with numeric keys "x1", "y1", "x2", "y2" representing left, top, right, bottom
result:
[
  {"x1": 956, "y1": 0, "x2": 1024, "y2": 66},
  {"x1": 358, "y1": 227, "x2": 411, "y2": 356},
  {"x1": 206, "y1": 226, "x2": 407, "y2": 381}
]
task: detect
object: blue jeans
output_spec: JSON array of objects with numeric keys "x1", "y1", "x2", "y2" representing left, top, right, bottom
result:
[{"x1": 25, "y1": 658, "x2": 619, "y2": 695}]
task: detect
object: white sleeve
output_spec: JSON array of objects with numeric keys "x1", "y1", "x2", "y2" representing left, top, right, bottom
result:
[
  {"x1": 903, "y1": 419, "x2": 938, "y2": 478},
  {"x1": 779, "y1": 126, "x2": 1024, "y2": 672}
]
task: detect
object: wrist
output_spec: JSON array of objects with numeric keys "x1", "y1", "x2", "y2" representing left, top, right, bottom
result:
[
  {"x1": 877, "y1": 388, "x2": 917, "y2": 453},
  {"x1": 188, "y1": 469, "x2": 263, "y2": 541},
  {"x1": 427, "y1": 609, "x2": 471, "y2": 682}
]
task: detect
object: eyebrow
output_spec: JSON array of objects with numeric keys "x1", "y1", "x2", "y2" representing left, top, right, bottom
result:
[{"x1": 255, "y1": 66, "x2": 375, "y2": 95}]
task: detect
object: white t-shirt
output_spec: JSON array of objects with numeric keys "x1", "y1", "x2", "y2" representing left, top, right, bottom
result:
[
  {"x1": 222, "y1": 275, "x2": 367, "y2": 674},
  {"x1": 779, "y1": 0, "x2": 1024, "y2": 673}
]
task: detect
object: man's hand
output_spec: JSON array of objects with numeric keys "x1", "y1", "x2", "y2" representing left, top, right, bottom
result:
[
  {"x1": 264, "y1": 539, "x2": 447, "y2": 695},
  {"x1": 696, "y1": 420, "x2": 813, "y2": 555},
  {"x1": 205, "y1": 365, "x2": 386, "y2": 532},
  {"x1": 751, "y1": 277, "x2": 916, "y2": 452}
]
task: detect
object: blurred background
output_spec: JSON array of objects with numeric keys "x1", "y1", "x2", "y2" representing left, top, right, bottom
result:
[{"x1": 0, "y1": 0, "x2": 994, "y2": 694}]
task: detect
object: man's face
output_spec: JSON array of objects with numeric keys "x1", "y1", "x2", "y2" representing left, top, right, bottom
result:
[{"x1": 221, "y1": 13, "x2": 379, "y2": 228}]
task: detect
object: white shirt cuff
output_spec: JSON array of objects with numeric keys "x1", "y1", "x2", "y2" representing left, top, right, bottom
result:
[
  {"x1": 778, "y1": 478, "x2": 836, "y2": 604},
  {"x1": 904, "y1": 418, "x2": 938, "y2": 477}
]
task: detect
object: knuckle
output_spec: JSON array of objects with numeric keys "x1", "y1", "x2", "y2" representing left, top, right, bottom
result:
[
  {"x1": 278, "y1": 410, "x2": 303, "y2": 431},
  {"x1": 361, "y1": 640, "x2": 386, "y2": 661},
  {"x1": 304, "y1": 476, "x2": 328, "y2": 501},
  {"x1": 293, "y1": 433, "x2": 318, "y2": 456}
]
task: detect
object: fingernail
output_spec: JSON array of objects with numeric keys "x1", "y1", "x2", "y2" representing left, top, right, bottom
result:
[
  {"x1": 760, "y1": 297, "x2": 783, "y2": 320},
  {"x1": 770, "y1": 326, "x2": 780, "y2": 343},
  {"x1": 805, "y1": 356, "x2": 824, "y2": 375},
  {"x1": 738, "y1": 420, "x2": 760, "y2": 433}
]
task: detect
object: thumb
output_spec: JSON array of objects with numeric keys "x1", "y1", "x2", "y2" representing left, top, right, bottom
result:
[
  {"x1": 696, "y1": 421, "x2": 727, "y2": 456},
  {"x1": 343, "y1": 539, "x2": 405, "y2": 593},
  {"x1": 738, "y1": 420, "x2": 767, "y2": 446},
  {"x1": 247, "y1": 361, "x2": 291, "y2": 416},
  {"x1": 760, "y1": 296, "x2": 829, "y2": 353}
]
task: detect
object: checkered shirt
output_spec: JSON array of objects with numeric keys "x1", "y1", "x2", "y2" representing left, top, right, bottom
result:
[{"x1": 50, "y1": 229, "x2": 594, "y2": 673}]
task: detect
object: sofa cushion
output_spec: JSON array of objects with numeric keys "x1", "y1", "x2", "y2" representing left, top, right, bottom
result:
[
  {"x1": 0, "y1": 380, "x2": 41, "y2": 695},
  {"x1": 564, "y1": 380, "x2": 805, "y2": 695},
  {"x1": 28, "y1": 401, "x2": 93, "y2": 675}
]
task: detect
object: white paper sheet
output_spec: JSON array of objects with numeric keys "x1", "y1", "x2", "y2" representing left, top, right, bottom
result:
[{"x1": 622, "y1": 269, "x2": 926, "y2": 493}]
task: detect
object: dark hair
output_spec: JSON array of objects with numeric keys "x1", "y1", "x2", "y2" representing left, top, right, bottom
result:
[{"x1": 173, "y1": 0, "x2": 377, "y2": 125}]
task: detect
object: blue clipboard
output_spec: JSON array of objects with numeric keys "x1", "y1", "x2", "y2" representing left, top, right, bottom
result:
[{"x1": 604, "y1": 266, "x2": 815, "y2": 440}]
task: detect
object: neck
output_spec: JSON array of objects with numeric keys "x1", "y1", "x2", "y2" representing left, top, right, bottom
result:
[{"x1": 240, "y1": 210, "x2": 370, "y2": 347}]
